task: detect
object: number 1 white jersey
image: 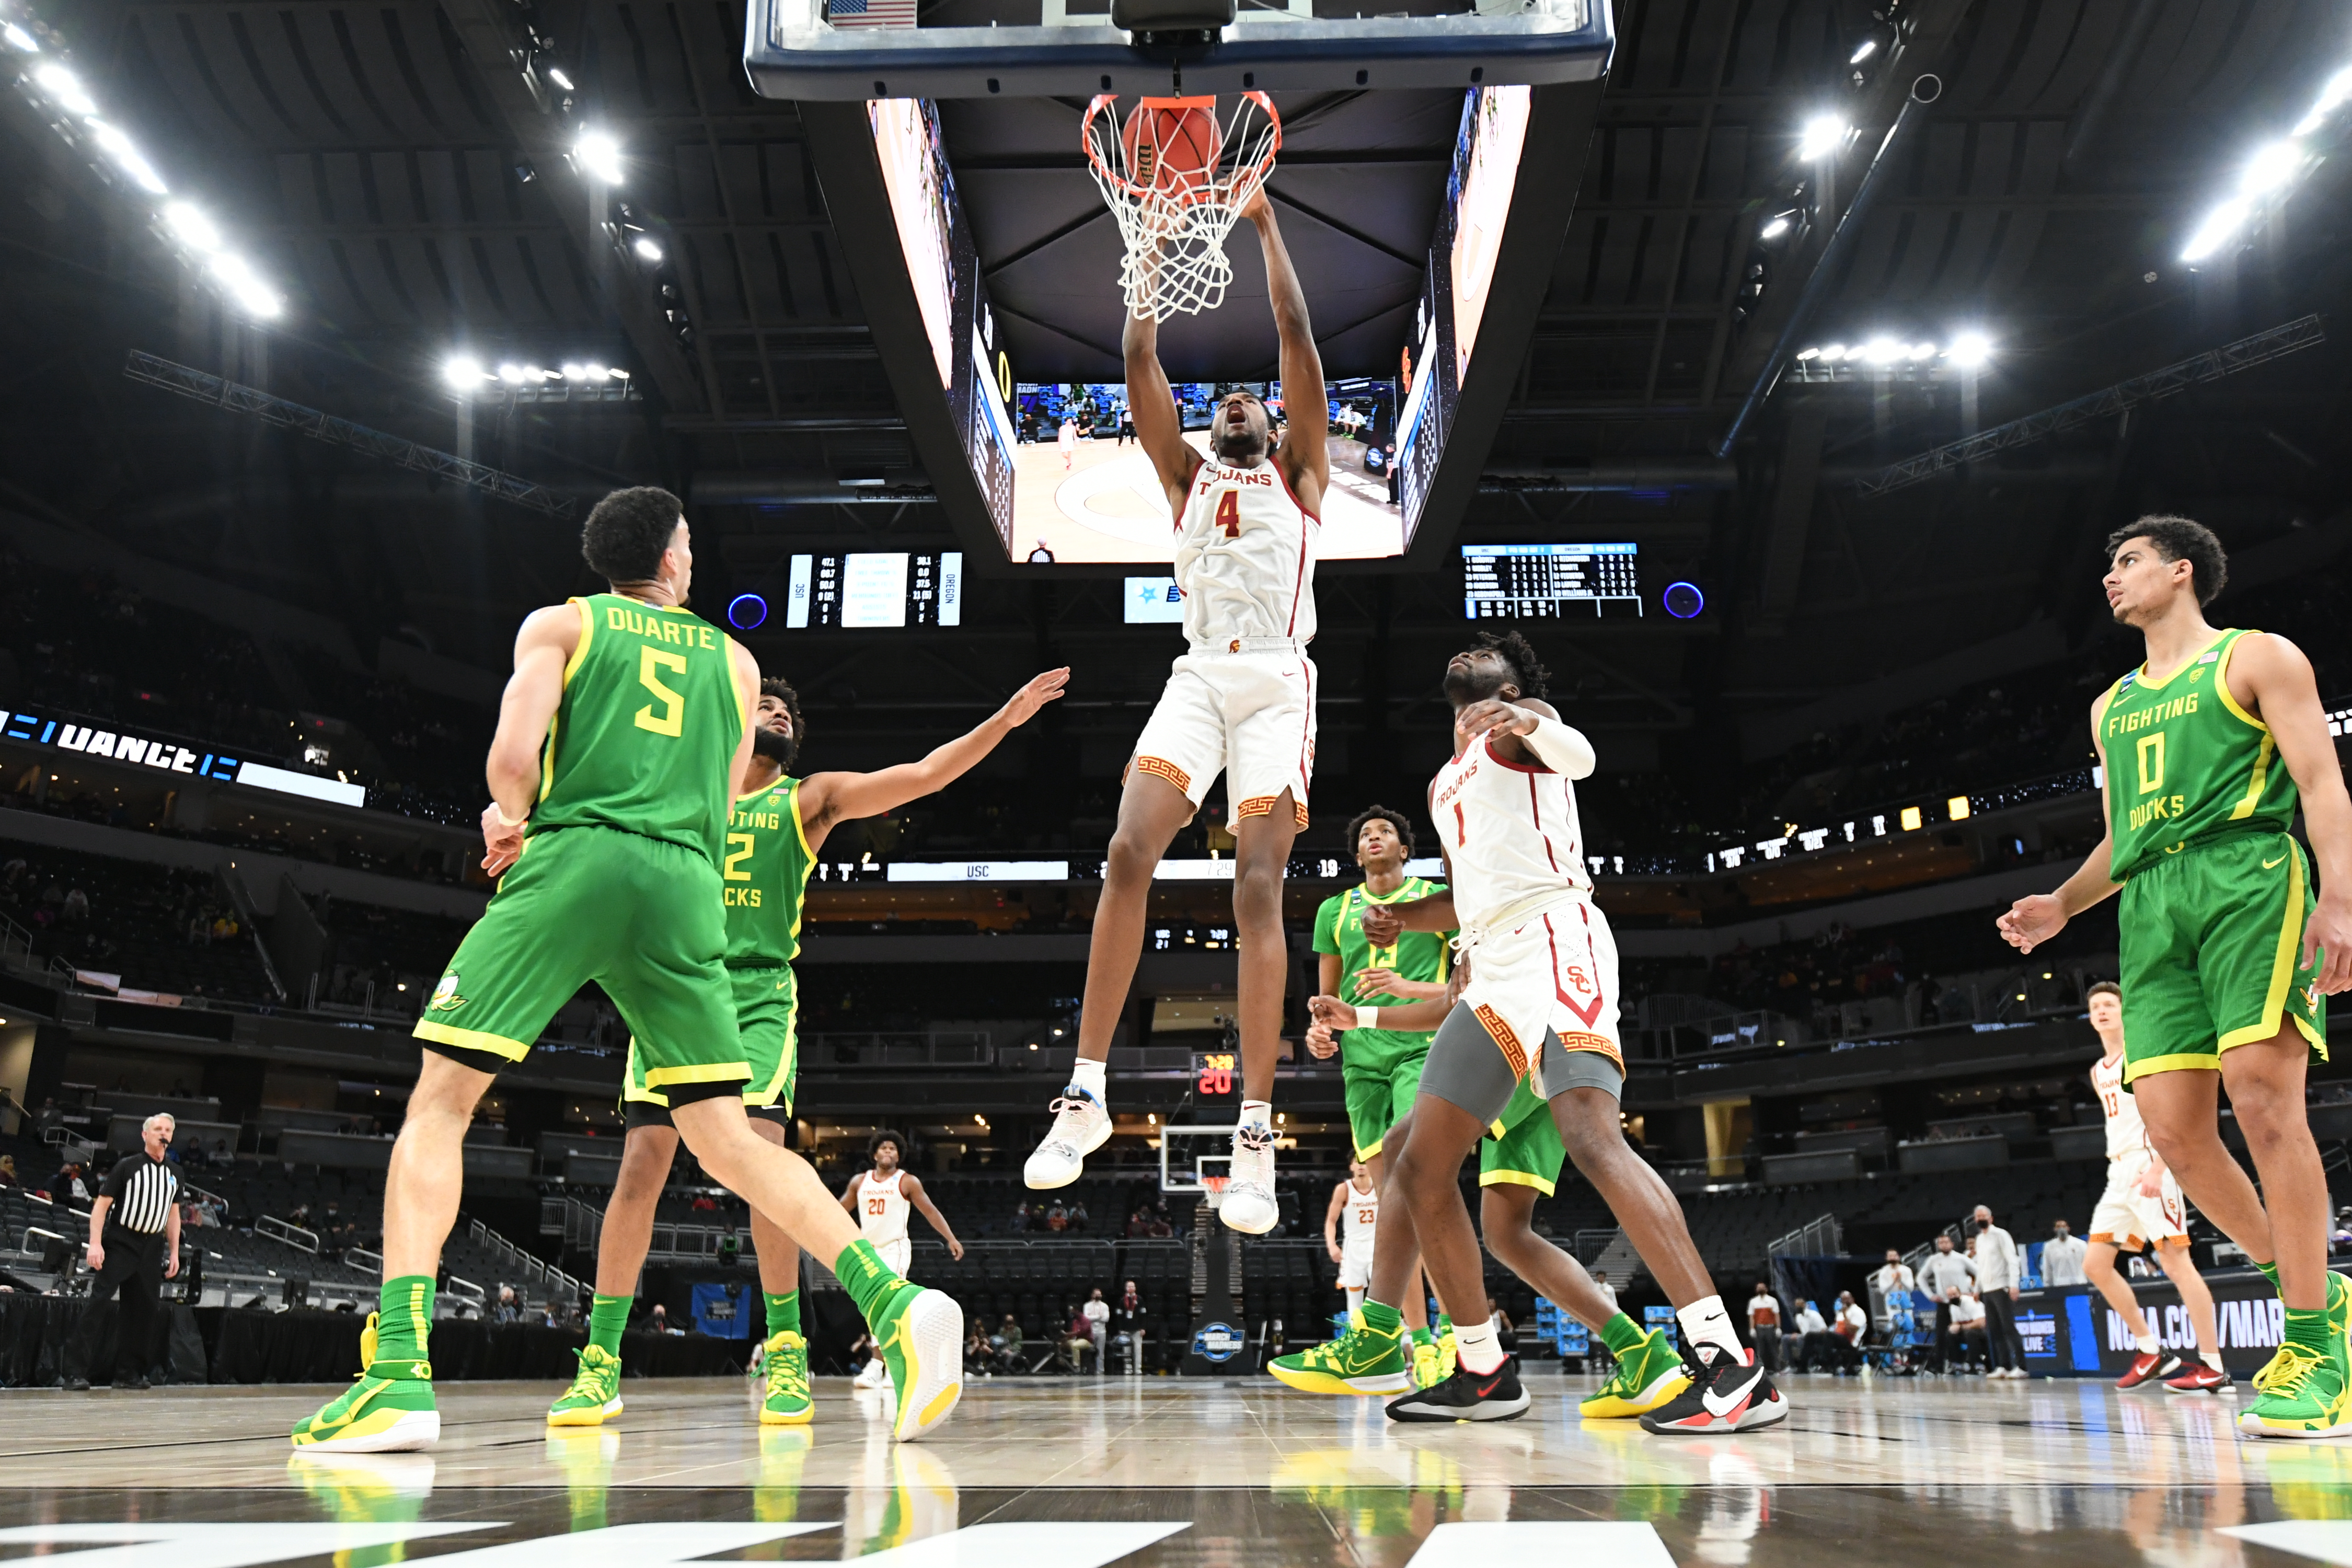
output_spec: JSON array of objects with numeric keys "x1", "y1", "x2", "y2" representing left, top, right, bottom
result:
[
  {"x1": 1429, "y1": 730, "x2": 1593, "y2": 932},
  {"x1": 1174, "y1": 457, "x2": 1319, "y2": 650}
]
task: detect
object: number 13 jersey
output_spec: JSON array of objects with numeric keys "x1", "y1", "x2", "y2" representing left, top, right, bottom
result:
[
  {"x1": 536, "y1": 593, "x2": 748, "y2": 864},
  {"x1": 1175, "y1": 458, "x2": 1319, "y2": 651}
]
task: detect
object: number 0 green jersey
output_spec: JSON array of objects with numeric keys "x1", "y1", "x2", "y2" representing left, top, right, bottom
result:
[
  {"x1": 724, "y1": 776, "x2": 813, "y2": 966},
  {"x1": 2097, "y1": 627, "x2": 2298, "y2": 881},
  {"x1": 535, "y1": 594, "x2": 747, "y2": 863}
]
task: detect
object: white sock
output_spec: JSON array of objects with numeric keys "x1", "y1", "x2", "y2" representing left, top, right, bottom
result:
[
  {"x1": 2134, "y1": 1332, "x2": 2159, "y2": 1354},
  {"x1": 1239, "y1": 1099, "x2": 1272, "y2": 1132},
  {"x1": 1676, "y1": 1296, "x2": 1744, "y2": 1363},
  {"x1": 1070, "y1": 1057, "x2": 1107, "y2": 1102},
  {"x1": 1453, "y1": 1319, "x2": 1504, "y2": 1375},
  {"x1": 1345, "y1": 1287, "x2": 1365, "y2": 1318},
  {"x1": 2203, "y1": 1349, "x2": 2224, "y2": 1371}
]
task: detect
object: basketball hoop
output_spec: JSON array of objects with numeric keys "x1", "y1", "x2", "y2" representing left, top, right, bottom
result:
[
  {"x1": 1083, "y1": 93, "x2": 1282, "y2": 321},
  {"x1": 1200, "y1": 1174, "x2": 1230, "y2": 1210}
]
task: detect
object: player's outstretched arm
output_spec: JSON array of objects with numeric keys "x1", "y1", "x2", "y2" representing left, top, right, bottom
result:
[
  {"x1": 1242, "y1": 191, "x2": 1328, "y2": 509},
  {"x1": 1456, "y1": 696, "x2": 1594, "y2": 778},
  {"x1": 903, "y1": 1174, "x2": 964, "y2": 1260},
  {"x1": 1309, "y1": 992, "x2": 1449, "y2": 1034},
  {"x1": 1359, "y1": 887, "x2": 1457, "y2": 942},
  {"x1": 1124, "y1": 312, "x2": 1200, "y2": 505},
  {"x1": 2235, "y1": 631, "x2": 2352, "y2": 991},
  {"x1": 480, "y1": 604, "x2": 581, "y2": 874},
  {"x1": 1998, "y1": 695, "x2": 2120, "y2": 954},
  {"x1": 837, "y1": 1176, "x2": 861, "y2": 1216},
  {"x1": 798, "y1": 668, "x2": 1069, "y2": 850}
]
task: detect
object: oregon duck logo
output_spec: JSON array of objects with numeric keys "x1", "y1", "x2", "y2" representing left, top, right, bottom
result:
[{"x1": 429, "y1": 971, "x2": 466, "y2": 1012}]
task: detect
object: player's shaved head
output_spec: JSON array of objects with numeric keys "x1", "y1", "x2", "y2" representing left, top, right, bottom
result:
[{"x1": 1212, "y1": 387, "x2": 1272, "y2": 464}]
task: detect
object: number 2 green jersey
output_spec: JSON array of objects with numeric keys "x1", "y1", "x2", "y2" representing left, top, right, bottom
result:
[
  {"x1": 2097, "y1": 627, "x2": 2298, "y2": 881},
  {"x1": 1312, "y1": 876, "x2": 1455, "y2": 1021},
  {"x1": 724, "y1": 776, "x2": 813, "y2": 965},
  {"x1": 535, "y1": 594, "x2": 747, "y2": 863}
]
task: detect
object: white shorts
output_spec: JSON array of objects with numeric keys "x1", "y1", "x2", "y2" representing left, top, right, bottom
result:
[
  {"x1": 1339, "y1": 1248, "x2": 1374, "y2": 1289},
  {"x1": 1127, "y1": 648, "x2": 1315, "y2": 828},
  {"x1": 1460, "y1": 898, "x2": 1623, "y2": 1080},
  {"x1": 2090, "y1": 1153, "x2": 2188, "y2": 1252},
  {"x1": 874, "y1": 1236, "x2": 912, "y2": 1277}
]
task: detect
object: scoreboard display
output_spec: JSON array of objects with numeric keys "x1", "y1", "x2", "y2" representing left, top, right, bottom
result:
[
  {"x1": 1462, "y1": 542, "x2": 1640, "y2": 619},
  {"x1": 785, "y1": 551, "x2": 962, "y2": 628},
  {"x1": 1192, "y1": 1051, "x2": 1238, "y2": 1104}
]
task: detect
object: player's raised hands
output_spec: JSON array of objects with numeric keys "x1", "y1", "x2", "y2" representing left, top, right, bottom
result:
[
  {"x1": 998, "y1": 667, "x2": 1072, "y2": 727},
  {"x1": 1455, "y1": 698, "x2": 1541, "y2": 746},
  {"x1": 1996, "y1": 892, "x2": 2066, "y2": 954},
  {"x1": 1359, "y1": 905, "x2": 1402, "y2": 947}
]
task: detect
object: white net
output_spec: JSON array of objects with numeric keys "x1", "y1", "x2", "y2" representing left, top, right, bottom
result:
[{"x1": 1084, "y1": 93, "x2": 1282, "y2": 321}]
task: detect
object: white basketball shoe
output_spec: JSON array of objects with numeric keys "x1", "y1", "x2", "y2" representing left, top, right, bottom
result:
[
  {"x1": 1024, "y1": 1087, "x2": 1110, "y2": 1189},
  {"x1": 1219, "y1": 1123, "x2": 1279, "y2": 1235}
]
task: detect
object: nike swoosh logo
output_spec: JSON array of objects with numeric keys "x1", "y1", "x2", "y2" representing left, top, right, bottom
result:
[
  {"x1": 1474, "y1": 1375, "x2": 1504, "y2": 1397},
  {"x1": 2265, "y1": 855, "x2": 2287, "y2": 869},
  {"x1": 1702, "y1": 1364, "x2": 1765, "y2": 1417}
]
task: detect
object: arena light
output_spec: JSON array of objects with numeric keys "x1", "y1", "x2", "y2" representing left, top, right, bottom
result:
[
  {"x1": 164, "y1": 201, "x2": 221, "y2": 252},
  {"x1": 90, "y1": 122, "x2": 167, "y2": 194},
  {"x1": 1758, "y1": 214, "x2": 1791, "y2": 240},
  {"x1": 545, "y1": 66, "x2": 575, "y2": 91},
  {"x1": 584, "y1": 362, "x2": 608, "y2": 381},
  {"x1": 1796, "y1": 114, "x2": 1850, "y2": 160},
  {"x1": 1794, "y1": 347, "x2": 1819, "y2": 361},
  {"x1": 34, "y1": 62, "x2": 95, "y2": 115},
  {"x1": 575, "y1": 130, "x2": 624, "y2": 185},
  {"x1": 632, "y1": 236, "x2": 663, "y2": 262},
  {"x1": 206, "y1": 252, "x2": 281, "y2": 317},
  {"x1": 2179, "y1": 62, "x2": 2352, "y2": 265},
  {"x1": 1849, "y1": 38, "x2": 1878, "y2": 64},
  {"x1": 2239, "y1": 140, "x2": 2303, "y2": 197},
  {"x1": 1947, "y1": 330, "x2": 1992, "y2": 369},
  {"x1": 2295, "y1": 65, "x2": 2352, "y2": 135},
  {"x1": 4, "y1": 21, "x2": 39, "y2": 51},
  {"x1": 562, "y1": 362, "x2": 589, "y2": 381},
  {"x1": 443, "y1": 354, "x2": 485, "y2": 389},
  {"x1": 499, "y1": 363, "x2": 525, "y2": 385},
  {"x1": 1861, "y1": 336, "x2": 1903, "y2": 366},
  {"x1": 1819, "y1": 343, "x2": 1847, "y2": 362},
  {"x1": 2180, "y1": 198, "x2": 2251, "y2": 263}
]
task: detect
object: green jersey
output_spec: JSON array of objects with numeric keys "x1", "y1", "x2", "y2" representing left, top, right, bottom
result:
[
  {"x1": 2096, "y1": 627, "x2": 2297, "y2": 881},
  {"x1": 1312, "y1": 876, "x2": 1455, "y2": 1023},
  {"x1": 535, "y1": 594, "x2": 747, "y2": 863},
  {"x1": 724, "y1": 775, "x2": 813, "y2": 966}
]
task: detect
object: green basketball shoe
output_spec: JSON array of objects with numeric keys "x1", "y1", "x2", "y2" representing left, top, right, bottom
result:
[
  {"x1": 547, "y1": 1343, "x2": 624, "y2": 1427},
  {"x1": 866, "y1": 1282, "x2": 964, "y2": 1441},
  {"x1": 1410, "y1": 1335, "x2": 1442, "y2": 1391},
  {"x1": 1581, "y1": 1329, "x2": 1692, "y2": 1419},
  {"x1": 291, "y1": 1362, "x2": 440, "y2": 1453},
  {"x1": 761, "y1": 1330, "x2": 814, "y2": 1426},
  {"x1": 1271, "y1": 1321, "x2": 1412, "y2": 1395},
  {"x1": 2239, "y1": 1340, "x2": 2352, "y2": 1439}
]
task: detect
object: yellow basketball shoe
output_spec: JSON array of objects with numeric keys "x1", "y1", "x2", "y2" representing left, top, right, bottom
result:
[
  {"x1": 761, "y1": 1331, "x2": 815, "y2": 1425},
  {"x1": 1580, "y1": 1329, "x2": 1692, "y2": 1419},
  {"x1": 547, "y1": 1344, "x2": 625, "y2": 1427}
]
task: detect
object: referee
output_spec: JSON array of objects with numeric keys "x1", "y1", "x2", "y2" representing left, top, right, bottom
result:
[{"x1": 63, "y1": 1113, "x2": 182, "y2": 1390}]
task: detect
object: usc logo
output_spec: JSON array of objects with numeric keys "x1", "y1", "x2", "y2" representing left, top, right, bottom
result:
[{"x1": 1564, "y1": 965, "x2": 1592, "y2": 993}]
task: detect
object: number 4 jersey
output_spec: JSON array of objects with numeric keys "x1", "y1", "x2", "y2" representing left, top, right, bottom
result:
[{"x1": 536, "y1": 593, "x2": 748, "y2": 863}]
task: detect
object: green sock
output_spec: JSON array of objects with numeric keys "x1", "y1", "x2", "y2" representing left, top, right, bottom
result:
[
  {"x1": 2286, "y1": 1306, "x2": 2333, "y2": 1355},
  {"x1": 2258, "y1": 1259, "x2": 2281, "y2": 1291},
  {"x1": 589, "y1": 1294, "x2": 631, "y2": 1357},
  {"x1": 374, "y1": 1276, "x2": 434, "y2": 1369},
  {"x1": 1436, "y1": 1314, "x2": 1454, "y2": 1336},
  {"x1": 1360, "y1": 1299, "x2": 1403, "y2": 1337},
  {"x1": 833, "y1": 1239, "x2": 904, "y2": 1321},
  {"x1": 1411, "y1": 1327, "x2": 1432, "y2": 1348},
  {"x1": 765, "y1": 1291, "x2": 801, "y2": 1339},
  {"x1": 1600, "y1": 1311, "x2": 1646, "y2": 1356}
]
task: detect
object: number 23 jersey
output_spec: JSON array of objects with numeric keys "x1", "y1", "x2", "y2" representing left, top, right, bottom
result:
[
  {"x1": 1175, "y1": 457, "x2": 1319, "y2": 650},
  {"x1": 535, "y1": 593, "x2": 748, "y2": 864}
]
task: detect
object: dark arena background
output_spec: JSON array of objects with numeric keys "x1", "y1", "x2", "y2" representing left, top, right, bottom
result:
[{"x1": 6, "y1": 0, "x2": 2352, "y2": 1561}]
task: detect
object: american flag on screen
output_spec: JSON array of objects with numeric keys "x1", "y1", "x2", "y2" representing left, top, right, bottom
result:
[{"x1": 829, "y1": 0, "x2": 917, "y2": 27}]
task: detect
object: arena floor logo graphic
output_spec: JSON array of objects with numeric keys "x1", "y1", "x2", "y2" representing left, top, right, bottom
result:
[{"x1": 0, "y1": 1519, "x2": 1683, "y2": 1567}]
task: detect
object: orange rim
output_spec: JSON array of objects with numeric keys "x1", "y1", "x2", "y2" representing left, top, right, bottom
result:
[{"x1": 1082, "y1": 92, "x2": 1282, "y2": 202}]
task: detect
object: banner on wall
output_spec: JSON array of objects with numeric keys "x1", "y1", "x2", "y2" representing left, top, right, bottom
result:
[{"x1": 2022, "y1": 1268, "x2": 2284, "y2": 1377}]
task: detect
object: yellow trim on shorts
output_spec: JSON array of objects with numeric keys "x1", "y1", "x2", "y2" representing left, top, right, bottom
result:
[
  {"x1": 643, "y1": 1061, "x2": 753, "y2": 1089},
  {"x1": 415, "y1": 1020, "x2": 532, "y2": 1061},
  {"x1": 746, "y1": 985, "x2": 800, "y2": 1106},
  {"x1": 1353, "y1": 1136, "x2": 1382, "y2": 1160},
  {"x1": 1478, "y1": 1168, "x2": 1558, "y2": 1196},
  {"x1": 2217, "y1": 844, "x2": 2323, "y2": 1053},
  {"x1": 2124, "y1": 1051, "x2": 2219, "y2": 1083}
]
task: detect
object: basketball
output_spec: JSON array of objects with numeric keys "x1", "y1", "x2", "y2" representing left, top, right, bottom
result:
[{"x1": 1122, "y1": 97, "x2": 1223, "y2": 202}]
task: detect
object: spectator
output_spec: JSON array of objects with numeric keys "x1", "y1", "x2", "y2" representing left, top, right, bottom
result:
[
  {"x1": 2040, "y1": 1218, "x2": 2088, "y2": 1288},
  {"x1": 493, "y1": 1285, "x2": 521, "y2": 1323},
  {"x1": 1125, "y1": 1207, "x2": 1150, "y2": 1239},
  {"x1": 1944, "y1": 1292, "x2": 1989, "y2": 1372},
  {"x1": 49, "y1": 1161, "x2": 92, "y2": 1203},
  {"x1": 1785, "y1": 1299, "x2": 1829, "y2": 1371},
  {"x1": 849, "y1": 1330, "x2": 880, "y2": 1377},
  {"x1": 1014, "y1": 1200, "x2": 1033, "y2": 1234},
  {"x1": 1068, "y1": 1200, "x2": 1090, "y2": 1233},
  {"x1": 1593, "y1": 1271, "x2": 1618, "y2": 1315},
  {"x1": 1971, "y1": 1205, "x2": 2025, "y2": 1378},
  {"x1": 1082, "y1": 1287, "x2": 1110, "y2": 1366},
  {"x1": 1111, "y1": 1280, "x2": 1147, "y2": 1374},
  {"x1": 1826, "y1": 1290, "x2": 1869, "y2": 1375},
  {"x1": 1146, "y1": 1209, "x2": 1173, "y2": 1239},
  {"x1": 1871, "y1": 1249, "x2": 1915, "y2": 1303},
  {"x1": 1746, "y1": 1282, "x2": 1782, "y2": 1372},
  {"x1": 1046, "y1": 1201, "x2": 1068, "y2": 1233},
  {"x1": 0, "y1": 1155, "x2": 16, "y2": 1189},
  {"x1": 690, "y1": 1193, "x2": 717, "y2": 1213},
  {"x1": 651, "y1": 1304, "x2": 683, "y2": 1335},
  {"x1": 1915, "y1": 1234, "x2": 1976, "y2": 1370},
  {"x1": 1062, "y1": 1306, "x2": 1096, "y2": 1371},
  {"x1": 994, "y1": 1313, "x2": 1024, "y2": 1367},
  {"x1": 965, "y1": 1325, "x2": 995, "y2": 1377}
]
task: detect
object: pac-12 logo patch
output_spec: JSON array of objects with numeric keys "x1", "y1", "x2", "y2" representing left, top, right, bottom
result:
[{"x1": 429, "y1": 971, "x2": 466, "y2": 1012}]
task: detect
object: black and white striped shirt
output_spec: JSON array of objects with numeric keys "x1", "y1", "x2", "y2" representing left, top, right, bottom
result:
[{"x1": 100, "y1": 1153, "x2": 179, "y2": 1235}]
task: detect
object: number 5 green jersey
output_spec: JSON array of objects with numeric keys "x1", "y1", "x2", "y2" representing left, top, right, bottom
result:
[
  {"x1": 2097, "y1": 627, "x2": 2297, "y2": 881},
  {"x1": 536, "y1": 594, "x2": 748, "y2": 863}
]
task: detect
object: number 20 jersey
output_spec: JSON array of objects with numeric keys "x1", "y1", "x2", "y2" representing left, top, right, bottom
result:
[
  {"x1": 534, "y1": 593, "x2": 747, "y2": 864},
  {"x1": 1174, "y1": 457, "x2": 1319, "y2": 650}
]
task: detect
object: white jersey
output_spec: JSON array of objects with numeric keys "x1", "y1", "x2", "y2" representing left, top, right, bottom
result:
[
  {"x1": 1340, "y1": 1181, "x2": 1379, "y2": 1256},
  {"x1": 1428, "y1": 730, "x2": 1592, "y2": 932},
  {"x1": 2091, "y1": 1052, "x2": 2152, "y2": 1161},
  {"x1": 858, "y1": 1169, "x2": 910, "y2": 1247},
  {"x1": 1174, "y1": 457, "x2": 1319, "y2": 650}
]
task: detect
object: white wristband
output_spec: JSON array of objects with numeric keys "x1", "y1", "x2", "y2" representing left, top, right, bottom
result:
[
  {"x1": 1355, "y1": 1006, "x2": 1379, "y2": 1032},
  {"x1": 493, "y1": 803, "x2": 527, "y2": 828}
]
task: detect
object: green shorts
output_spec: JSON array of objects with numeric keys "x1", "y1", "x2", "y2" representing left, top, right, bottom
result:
[
  {"x1": 1342, "y1": 1030, "x2": 1431, "y2": 1160},
  {"x1": 414, "y1": 825, "x2": 748, "y2": 1100},
  {"x1": 2118, "y1": 829, "x2": 2327, "y2": 1083},
  {"x1": 627, "y1": 963, "x2": 799, "y2": 1113},
  {"x1": 1480, "y1": 1075, "x2": 1566, "y2": 1196}
]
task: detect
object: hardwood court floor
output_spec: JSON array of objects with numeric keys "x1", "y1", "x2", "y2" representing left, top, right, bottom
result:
[{"x1": 2, "y1": 1373, "x2": 2349, "y2": 1565}]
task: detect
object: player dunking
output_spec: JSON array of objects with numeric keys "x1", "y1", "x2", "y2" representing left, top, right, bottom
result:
[
  {"x1": 1278, "y1": 631, "x2": 1779, "y2": 1429},
  {"x1": 847, "y1": 1131, "x2": 964, "y2": 1390},
  {"x1": 292, "y1": 488, "x2": 964, "y2": 1451},
  {"x1": 551, "y1": 667, "x2": 1060, "y2": 1429},
  {"x1": 1024, "y1": 189, "x2": 1328, "y2": 1235},
  {"x1": 2080, "y1": 980, "x2": 2230, "y2": 1393},
  {"x1": 2000, "y1": 515, "x2": 2352, "y2": 1438}
]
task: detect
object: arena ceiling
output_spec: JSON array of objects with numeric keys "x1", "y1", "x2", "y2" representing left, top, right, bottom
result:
[{"x1": 2, "y1": 0, "x2": 2348, "y2": 815}]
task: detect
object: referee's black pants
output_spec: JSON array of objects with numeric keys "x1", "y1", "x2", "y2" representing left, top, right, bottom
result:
[
  {"x1": 66, "y1": 1224, "x2": 165, "y2": 1385},
  {"x1": 1982, "y1": 1290, "x2": 2025, "y2": 1371}
]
